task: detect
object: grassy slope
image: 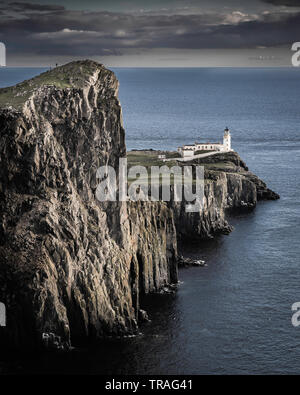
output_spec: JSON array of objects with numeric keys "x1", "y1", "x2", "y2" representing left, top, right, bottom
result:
[
  {"x1": 126, "y1": 150, "x2": 238, "y2": 186},
  {"x1": 0, "y1": 60, "x2": 105, "y2": 109},
  {"x1": 127, "y1": 150, "x2": 179, "y2": 168},
  {"x1": 127, "y1": 150, "x2": 180, "y2": 185}
]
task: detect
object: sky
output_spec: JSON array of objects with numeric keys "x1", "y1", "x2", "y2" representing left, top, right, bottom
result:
[{"x1": 0, "y1": 0, "x2": 299, "y2": 66}]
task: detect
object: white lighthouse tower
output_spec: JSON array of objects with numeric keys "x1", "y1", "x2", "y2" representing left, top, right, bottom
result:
[{"x1": 223, "y1": 127, "x2": 231, "y2": 151}]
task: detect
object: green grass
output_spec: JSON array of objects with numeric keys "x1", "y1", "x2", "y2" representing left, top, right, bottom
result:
[
  {"x1": 165, "y1": 151, "x2": 181, "y2": 159},
  {"x1": 126, "y1": 150, "x2": 238, "y2": 188},
  {"x1": 203, "y1": 162, "x2": 236, "y2": 171},
  {"x1": 0, "y1": 60, "x2": 106, "y2": 109},
  {"x1": 127, "y1": 150, "x2": 182, "y2": 186},
  {"x1": 127, "y1": 151, "x2": 178, "y2": 169}
]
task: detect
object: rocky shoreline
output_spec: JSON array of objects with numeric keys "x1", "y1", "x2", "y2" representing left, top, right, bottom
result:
[{"x1": 0, "y1": 60, "x2": 279, "y2": 350}]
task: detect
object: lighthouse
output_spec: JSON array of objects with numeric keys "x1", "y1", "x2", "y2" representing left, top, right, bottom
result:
[
  {"x1": 178, "y1": 127, "x2": 233, "y2": 157},
  {"x1": 223, "y1": 127, "x2": 231, "y2": 151}
]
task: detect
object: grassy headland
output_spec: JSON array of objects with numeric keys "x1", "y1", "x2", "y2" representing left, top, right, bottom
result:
[{"x1": 0, "y1": 60, "x2": 106, "y2": 109}]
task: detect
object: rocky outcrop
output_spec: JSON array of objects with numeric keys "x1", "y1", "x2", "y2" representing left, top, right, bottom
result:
[
  {"x1": 0, "y1": 61, "x2": 177, "y2": 349},
  {"x1": 172, "y1": 152, "x2": 279, "y2": 241},
  {"x1": 192, "y1": 151, "x2": 279, "y2": 202},
  {"x1": 0, "y1": 61, "x2": 278, "y2": 350}
]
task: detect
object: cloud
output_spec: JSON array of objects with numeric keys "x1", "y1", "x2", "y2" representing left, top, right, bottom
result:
[
  {"x1": 32, "y1": 28, "x2": 106, "y2": 39},
  {"x1": 223, "y1": 11, "x2": 261, "y2": 24},
  {"x1": 261, "y1": 0, "x2": 300, "y2": 6},
  {"x1": 8, "y1": 2, "x2": 65, "y2": 12},
  {"x1": 0, "y1": 1, "x2": 299, "y2": 61}
]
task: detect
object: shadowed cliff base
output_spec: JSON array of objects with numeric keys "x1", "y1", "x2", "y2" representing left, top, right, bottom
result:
[{"x1": 0, "y1": 61, "x2": 278, "y2": 350}]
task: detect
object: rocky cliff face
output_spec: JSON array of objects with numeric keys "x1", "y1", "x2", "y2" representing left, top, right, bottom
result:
[
  {"x1": 171, "y1": 151, "x2": 279, "y2": 241},
  {"x1": 0, "y1": 61, "x2": 278, "y2": 349},
  {"x1": 0, "y1": 61, "x2": 177, "y2": 349}
]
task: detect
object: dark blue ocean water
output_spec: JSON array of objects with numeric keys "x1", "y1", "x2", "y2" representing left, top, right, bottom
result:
[{"x1": 1, "y1": 67, "x2": 300, "y2": 374}]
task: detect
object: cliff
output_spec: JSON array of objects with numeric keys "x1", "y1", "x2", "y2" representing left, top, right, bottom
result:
[
  {"x1": 0, "y1": 61, "x2": 278, "y2": 350},
  {"x1": 171, "y1": 151, "x2": 279, "y2": 241},
  {"x1": 0, "y1": 61, "x2": 177, "y2": 349}
]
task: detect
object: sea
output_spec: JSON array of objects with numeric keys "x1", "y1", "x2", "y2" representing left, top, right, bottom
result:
[{"x1": 0, "y1": 67, "x2": 300, "y2": 374}]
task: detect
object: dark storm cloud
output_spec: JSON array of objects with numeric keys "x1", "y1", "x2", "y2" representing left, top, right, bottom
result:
[
  {"x1": 0, "y1": 1, "x2": 298, "y2": 58},
  {"x1": 8, "y1": 2, "x2": 65, "y2": 11},
  {"x1": 261, "y1": 0, "x2": 300, "y2": 6},
  {"x1": 209, "y1": 12, "x2": 300, "y2": 48}
]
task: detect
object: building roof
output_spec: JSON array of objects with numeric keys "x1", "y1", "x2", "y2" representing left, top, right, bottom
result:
[{"x1": 194, "y1": 143, "x2": 222, "y2": 146}]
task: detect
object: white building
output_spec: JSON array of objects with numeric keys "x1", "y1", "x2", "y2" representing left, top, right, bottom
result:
[
  {"x1": 223, "y1": 127, "x2": 231, "y2": 151},
  {"x1": 178, "y1": 127, "x2": 232, "y2": 158}
]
